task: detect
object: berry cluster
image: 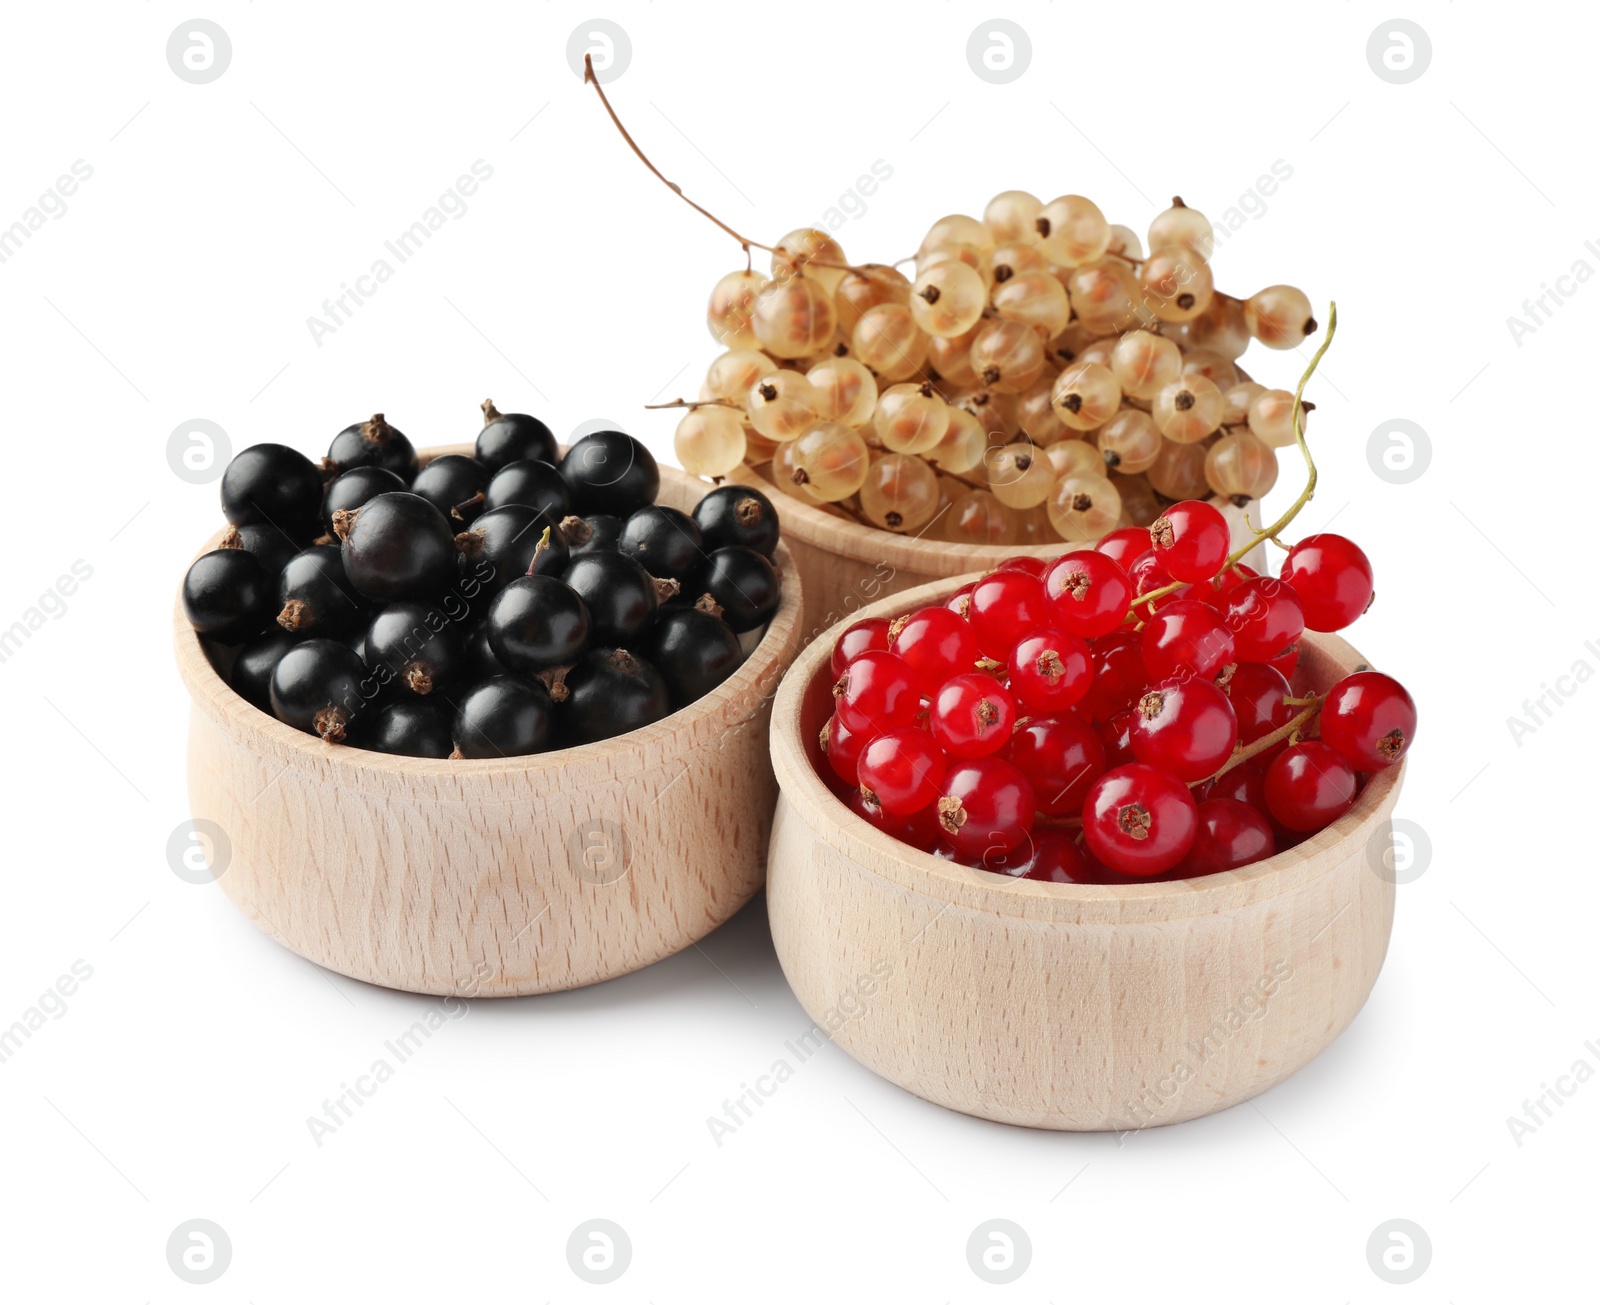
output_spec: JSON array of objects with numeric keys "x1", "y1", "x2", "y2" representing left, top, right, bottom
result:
[
  {"x1": 815, "y1": 489, "x2": 1415, "y2": 882},
  {"x1": 181, "y1": 404, "x2": 782, "y2": 758}
]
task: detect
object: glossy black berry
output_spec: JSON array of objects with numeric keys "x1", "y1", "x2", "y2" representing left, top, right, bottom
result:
[
  {"x1": 463, "y1": 620, "x2": 510, "y2": 682},
  {"x1": 483, "y1": 459, "x2": 569, "y2": 522},
  {"x1": 323, "y1": 466, "x2": 407, "y2": 533},
  {"x1": 688, "y1": 546, "x2": 781, "y2": 634},
  {"x1": 693, "y1": 484, "x2": 780, "y2": 559},
  {"x1": 276, "y1": 546, "x2": 364, "y2": 638},
  {"x1": 486, "y1": 575, "x2": 590, "y2": 673},
  {"x1": 563, "y1": 551, "x2": 658, "y2": 645},
  {"x1": 219, "y1": 522, "x2": 305, "y2": 582},
  {"x1": 220, "y1": 443, "x2": 323, "y2": 532},
  {"x1": 231, "y1": 629, "x2": 298, "y2": 710},
  {"x1": 366, "y1": 699, "x2": 454, "y2": 759},
  {"x1": 454, "y1": 505, "x2": 566, "y2": 599},
  {"x1": 341, "y1": 493, "x2": 457, "y2": 603},
  {"x1": 364, "y1": 602, "x2": 465, "y2": 696},
  {"x1": 452, "y1": 677, "x2": 553, "y2": 758},
  {"x1": 560, "y1": 649, "x2": 670, "y2": 746},
  {"x1": 269, "y1": 638, "x2": 371, "y2": 743},
  {"x1": 411, "y1": 454, "x2": 490, "y2": 528},
  {"x1": 643, "y1": 608, "x2": 744, "y2": 708},
  {"x1": 560, "y1": 430, "x2": 659, "y2": 517},
  {"x1": 326, "y1": 414, "x2": 419, "y2": 480},
  {"x1": 475, "y1": 399, "x2": 557, "y2": 471},
  {"x1": 561, "y1": 513, "x2": 623, "y2": 559},
  {"x1": 183, "y1": 548, "x2": 273, "y2": 644},
  {"x1": 619, "y1": 505, "x2": 703, "y2": 580}
]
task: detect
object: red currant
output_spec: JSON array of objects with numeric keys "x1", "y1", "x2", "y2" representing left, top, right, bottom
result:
[
  {"x1": 1025, "y1": 830, "x2": 1099, "y2": 883},
  {"x1": 847, "y1": 785, "x2": 943, "y2": 851},
  {"x1": 889, "y1": 605, "x2": 981, "y2": 695},
  {"x1": 1264, "y1": 741, "x2": 1358, "y2": 832},
  {"x1": 1141, "y1": 599, "x2": 1236, "y2": 681},
  {"x1": 833, "y1": 650, "x2": 921, "y2": 735},
  {"x1": 945, "y1": 583, "x2": 975, "y2": 618},
  {"x1": 997, "y1": 555, "x2": 1048, "y2": 577},
  {"x1": 1005, "y1": 714, "x2": 1106, "y2": 816},
  {"x1": 1041, "y1": 550, "x2": 1133, "y2": 637},
  {"x1": 1081, "y1": 629, "x2": 1147, "y2": 720},
  {"x1": 1179, "y1": 799, "x2": 1276, "y2": 875},
  {"x1": 1082, "y1": 763, "x2": 1198, "y2": 876},
  {"x1": 1282, "y1": 534, "x2": 1374, "y2": 632},
  {"x1": 1150, "y1": 500, "x2": 1230, "y2": 582},
  {"x1": 1130, "y1": 678, "x2": 1239, "y2": 782},
  {"x1": 821, "y1": 711, "x2": 871, "y2": 787},
  {"x1": 930, "y1": 672, "x2": 1017, "y2": 758},
  {"x1": 1204, "y1": 562, "x2": 1259, "y2": 607},
  {"x1": 830, "y1": 617, "x2": 891, "y2": 678},
  {"x1": 1096, "y1": 526, "x2": 1151, "y2": 571},
  {"x1": 1007, "y1": 630, "x2": 1092, "y2": 713},
  {"x1": 1127, "y1": 550, "x2": 1190, "y2": 611},
  {"x1": 1319, "y1": 671, "x2": 1416, "y2": 770},
  {"x1": 1201, "y1": 759, "x2": 1267, "y2": 809},
  {"x1": 967, "y1": 570, "x2": 1052, "y2": 658},
  {"x1": 937, "y1": 755, "x2": 1036, "y2": 858},
  {"x1": 1217, "y1": 575, "x2": 1305, "y2": 662},
  {"x1": 1223, "y1": 661, "x2": 1295, "y2": 748},
  {"x1": 1097, "y1": 708, "x2": 1137, "y2": 767},
  {"x1": 857, "y1": 726, "x2": 946, "y2": 815},
  {"x1": 1267, "y1": 641, "x2": 1300, "y2": 680}
]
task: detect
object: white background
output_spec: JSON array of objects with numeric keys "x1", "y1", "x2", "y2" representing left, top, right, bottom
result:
[{"x1": 0, "y1": 2, "x2": 1592, "y2": 1299}]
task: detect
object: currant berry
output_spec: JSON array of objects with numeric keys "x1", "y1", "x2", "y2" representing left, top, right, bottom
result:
[
  {"x1": 1218, "y1": 575, "x2": 1305, "y2": 662},
  {"x1": 936, "y1": 755, "x2": 1036, "y2": 858},
  {"x1": 1127, "y1": 549, "x2": 1189, "y2": 612},
  {"x1": 1319, "y1": 671, "x2": 1416, "y2": 770},
  {"x1": 363, "y1": 601, "x2": 465, "y2": 696},
  {"x1": 1081, "y1": 630, "x2": 1147, "y2": 721},
  {"x1": 182, "y1": 548, "x2": 273, "y2": 644},
  {"x1": 858, "y1": 727, "x2": 947, "y2": 816},
  {"x1": 967, "y1": 568, "x2": 1052, "y2": 659},
  {"x1": 276, "y1": 546, "x2": 363, "y2": 638},
  {"x1": 1098, "y1": 709, "x2": 1138, "y2": 767},
  {"x1": 833, "y1": 650, "x2": 921, "y2": 735},
  {"x1": 688, "y1": 547, "x2": 781, "y2": 633},
  {"x1": 475, "y1": 399, "x2": 557, "y2": 471},
  {"x1": 560, "y1": 648, "x2": 670, "y2": 745},
  {"x1": 562, "y1": 513, "x2": 625, "y2": 559},
  {"x1": 1223, "y1": 661, "x2": 1295, "y2": 747},
  {"x1": 483, "y1": 459, "x2": 571, "y2": 522},
  {"x1": 1281, "y1": 534, "x2": 1374, "y2": 632},
  {"x1": 1041, "y1": 550, "x2": 1133, "y2": 637},
  {"x1": 822, "y1": 711, "x2": 871, "y2": 787},
  {"x1": 1141, "y1": 599, "x2": 1235, "y2": 681},
  {"x1": 849, "y1": 784, "x2": 945, "y2": 852},
  {"x1": 340, "y1": 493, "x2": 457, "y2": 603},
  {"x1": 1149, "y1": 500, "x2": 1229, "y2": 582},
  {"x1": 367, "y1": 699, "x2": 455, "y2": 759},
  {"x1": 1008, "y1": 630, "x2": 1092, "y2": 714},
  {"x1": 1264, "y1": 741, "x2": 1358, "y2": 831},
  {"x1": 1081, "y1": 763, "x2": 1199, "y2": 876},
  {"x1": 643, "y1": 608, "x2": 744, "y2": 708},
  {"x1": 452, "y1": 676, "x2": 553, "y2": 757},
  {"x1": 560, "y1": 430, "x2": 660, "y2": 517},
  {"x1": 485, "y1": 575, "x2": 590, "y2": 674},
  {"x1": 270, "y1": 638, "x2": 371, "y2": 743},
  {"x1": 1202, "y1": 759, "x2": 1267, "y2": 809},
  {"x1": 1180, "y1": 799, "x2": 1276, "y2": 876},
  {"x1": 1130, "y1": 679, "x2": 1239, "y2": 782},
  {"x1": 1025, "y1": 830, "x2": 1101, "y2": 883},
  {"x1": 323, "y1": 467, "x2": 407, "y2": 535},
  {"x1": 1095, "y1": 526, "x2": 1150, "y2": 571},
  {"x1": 326, "y1": 414, "x2": 418, "y2": 481},
  {"x1": 220, "y1": 443, "x2": 324, "y2": 533},
  {"x1": 692, "y1": 484, "x2": 780, "y2": 559},
  {"x1": 619, "y1": 505, "x2": 703, "y2": 580},
  {"x1": 888, "y1": 606, "x2": 981, "y2": 695},
  {"x1": 945, "y1": 583, "x2": 975, "y2": 618},
  {"x1": 831, "y1": 617, "x2": 892, "y2": 679},
  {"x1": 996, "y1": 555, "x2": 1047, "y2": 578},
  {"x1": 411, "y1": 454, "x2": 490, "y2": 528},
  {"x1": 455, "y1": 506, "x2": 566, "y2": 601},
  {"x1": 930, "y1": 672, "x2": 1018, "y2": 758},
  {"x1": 231, "y1": 629, "x2": 298, "y2": 711},
  {"x1": 462, "y1": 620, "x2": 509, "y2": 682},
  {"x1": 1005, "y1": 714, "x2": 1105, "y2": 816}
]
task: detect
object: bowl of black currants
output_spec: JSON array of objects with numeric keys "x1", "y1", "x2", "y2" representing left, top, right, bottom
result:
[{"x1": 173, "y1": 401, "x2": 802, "y2": 996}]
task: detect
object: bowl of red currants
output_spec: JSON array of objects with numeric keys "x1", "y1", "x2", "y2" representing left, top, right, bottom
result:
[
  {"x1": 766, "y1": 487, "x2": 1415, "y2": 1130},
  {"x1": 173, "y1": 404, "x2": 801, "y2": 996}
]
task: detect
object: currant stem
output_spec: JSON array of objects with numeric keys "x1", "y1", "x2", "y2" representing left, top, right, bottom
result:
[
  {"x1": 1202, "y1": 695, "x2": 1323, "y2": 783},
  {"x1": 643, "y1": 397, "x2": 743, "y2": 411}
]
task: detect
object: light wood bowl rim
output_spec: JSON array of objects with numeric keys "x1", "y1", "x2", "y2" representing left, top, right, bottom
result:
[
  {"x1": 770, "y1": 571, "x2": 1402, "y2": 923},
  {"x1": 174, "y1": 444, "x2": 803, "y2": 789}
]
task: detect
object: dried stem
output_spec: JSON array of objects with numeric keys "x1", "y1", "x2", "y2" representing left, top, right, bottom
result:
[{"x1": 643, "y1": 397, "x2": 743, "y2": 412}]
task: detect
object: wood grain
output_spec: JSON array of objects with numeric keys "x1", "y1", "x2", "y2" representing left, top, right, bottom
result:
[
  {"x1": 766, "y1": 573, "x2": 1402, "y2": 1131},
  {"x1": 173, "y1": 447, "x2": 803, "y2": 996}
]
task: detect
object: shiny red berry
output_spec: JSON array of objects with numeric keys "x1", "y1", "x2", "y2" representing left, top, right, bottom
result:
[
  {"x1": 1025, "y1": 830, "x2": 1100, "y2": 883},
  {"x1": 1131, "y1": 678, "x2": 1239, "y2": 782},
  {"x1": 1127, "y1": 550, "x2": 1190, "y2": 611},
  {"x1": 833, "y1": 650, "x2": 921, "y2": 735},
  {"x1": 1264, "y1": 741, "x2": 1358, "y2": 831},
  {"x1": 1282, "y1": 534, "x2": 1374, "y2": 632},
  {"x1": 822, "y1": 711, "x2": 871, "y2": 787},
  {"x1": 857, "y1": 727, "x2": 947, "y2": 815},
  {"x1": 1319, "y1": 671, "x2": 1416, "y2": 770},
  {"x1": 1097, "y1": 708, "x2": 1137, "y2": 767},
  {"x1": 945, "y1": 583, "x2": 975, "y2": 618},
  {"x1": 847, "y1": 785, "x2": 943, "y2": 851},
  {"x1": 1007, "y1": 630, "x2": 1092, "y2": 714},
  {"x1": 1180, "y1": 799, "x2": 1276, "y2": 875},
  {"x1": 1041, "y1": 550, "x2": 1133, "y2": 637},
  {"x1": 889, "y1": 605, "x2": 981, "y2": 695},
  {"x1": 1217, "y1": 575, "x2": 1305, "y2": 662},
  {"x1": 936, "y1": 755, "x2": 1036, "y2": 858},
  {"x1": 1267, "y1": 641, "x2": 1300, "y2": 680},
  {"x1": 1081, "y1": 630, "x2": 1147, "y2": 720},
  {"x1": 967, "y1": 570, "x2": 1052, "y2": 658},
  {"x1": 997, "y1": 555, "x2": 1048, "y2": 577},
  {"x1": 1082, "y1": 763, "x2": 1198, "y2": 876},
  {"x1": 1202, "y1": 759, "x2": 1267, "y2": 809},
  {"x1": 1095, "y1": 526, "x2": 1150, "y2": 571},
  {"x1": 1141, "y1": 599, "x2": 1235, "y2": 681},
  {"x1": 830, "y1": 617, "x2": 891, "y2": 678},
  {"x1": 930, "y1": 672, "x2": 1017, "y2": 758},
  {"x1": 1223, "y1": 661, "x2": 1295, "y2": 748},
  {"x1": 1005, "y1": 714, "x2": 1106, "y2": 816},
  {"x1": 1150, "y1": 499, "x2": 1230, "y2": 582}
]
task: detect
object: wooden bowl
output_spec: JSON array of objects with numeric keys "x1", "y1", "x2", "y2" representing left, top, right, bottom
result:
[
  {"x1": 729, "y1": 462, "x2": 1261, "y2": 634},
  {"x1": 173, "y1": 447, "x2": 803, "y2": 996},
  {"x1": 766, "y1": 574, "x2": 1403, "y2": 1131}
]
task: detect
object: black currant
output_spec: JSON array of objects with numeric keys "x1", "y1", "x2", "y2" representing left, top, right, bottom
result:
[
  {"x1": 326, "y1": 413, "x2": 419, "y2": 481},
  {"x1": 560, "y1": 513, "x2": 624, "y2": 559},
  {"x1": 453, "y1": 505, "x2": 566, "y2": 598},
  {"x1": 688, "y1": 546, "x2": 781, "y2": 633},
  {"x1": 219, "y1": 521, "x2": 305, "y2": 582},
  {"x1": 693, "y1": 484, "x2": 780, "y2": 559},
  {"x1": 483, "y1": 459, "x2": 569, "y2": 521},
  {"x1": 486, "y1": 575, "x2": 590, "y2": 673},
  {"x1": 364, "y1": 601, "x2": 465, "y2": 696},
  {"x1": 231, "y1": 629, "x2": 298, "y2": 710},
  {"x1": 220, "y1": 443, "x2": 323, "y2": 532},
  {"x1": 340, "y1": 492, "x2": 457, "y2": 603},
  {"x1": 619, "y1": 505, "x2": 703, "y2": 580},
  {"x1": 452, "y1": 676, "x2": 553, "y2": 758},
  {"x1": 560, "y1": 430, "x2": 659, "y2": 517},
  {"x1": 367, "y1": 699, "x2": 454, "y2": 758},
  {"x1": 476, "y1": 399, "x2": 557, "y2": 471},
  {"x1": 323, "y1": 466, "x2": 407, "y2": 533},
  {"x1": 560, "y1": 648, "x2": 670, "y2": 746},
  {"x1": 183, "y1": 548, "x2": 273, "y2": 644},
  {"x1": 563, "y1": 551, "x2": 659, "y2": 645},
  {"x1": 276, "y1": 546, "x2": 364, "y2": 638},
  {"x1": 269, "y1": 638, "x2": 371, "y2": 743},
  {"x1": 642, "y1": 608, "x2": 744, "y2": 708},
  {"x1": 463, "y1": 620, "x2": 510, "y2": 682},
  {"x1": 411, "y1": 454, "x2": 490, "y2": 527}
]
